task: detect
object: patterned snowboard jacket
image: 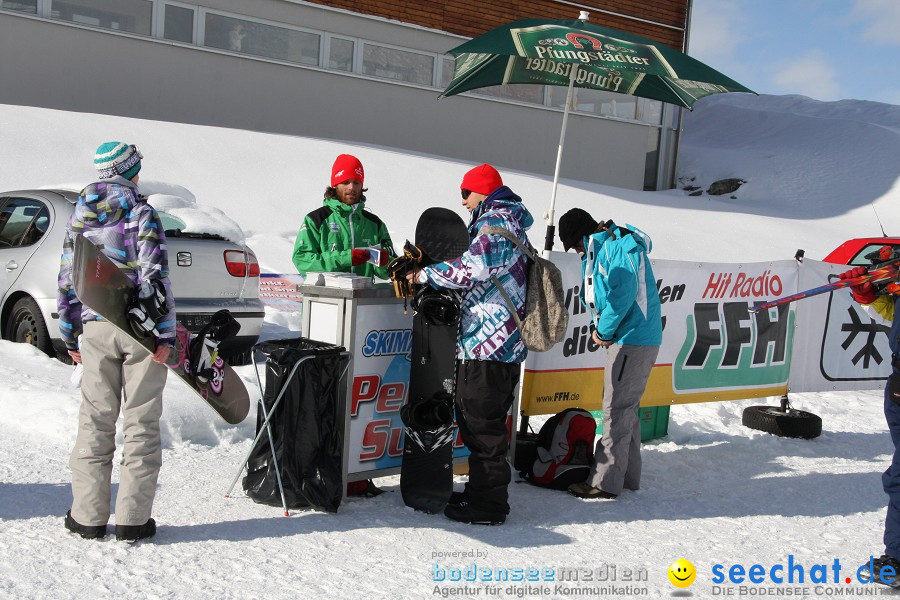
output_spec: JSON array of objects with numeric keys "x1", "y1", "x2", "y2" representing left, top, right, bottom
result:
[
  {"x1": 421, "y1": 186, "x2": 533, "y2": 363},
  {"x1": 57, "y1": 178, "x2": 176, "y2": 349}
]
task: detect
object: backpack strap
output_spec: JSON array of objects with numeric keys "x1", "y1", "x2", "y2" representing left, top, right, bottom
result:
[
  {"x1": 491, "y1": 273, "x2": 523, "y2": 330},
  {"x1": 478, "y1": 225, "x2": 532, "y2": 331},
  {"x1": 477, "y1": 225, "x2": 536, "y2": 260}
]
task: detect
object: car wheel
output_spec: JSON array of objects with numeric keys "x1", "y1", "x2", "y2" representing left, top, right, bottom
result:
[
  {"x1": 6, "y1": 297, "x2": 53, "y2": 357},
  {"x1": 741, "y1": 405, "x2": 822, "y2": 439}
]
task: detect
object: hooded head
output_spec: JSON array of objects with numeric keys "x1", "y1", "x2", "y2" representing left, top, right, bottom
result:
[
  {"x1": 558, "y1": 208, "x2": 600, "y2": 252},
  {"x1": 94, "y1": 142, "x2": 142, "y2": 181}
]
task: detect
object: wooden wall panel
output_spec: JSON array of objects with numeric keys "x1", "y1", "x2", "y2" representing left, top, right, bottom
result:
[{"x1": 305, "y1": 0, "x2": 688, "y2": 49}]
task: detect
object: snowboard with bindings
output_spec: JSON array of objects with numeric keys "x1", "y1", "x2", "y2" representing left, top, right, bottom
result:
[
  {"x1": 389, "y1": 207, "x2": 469, "y2": 513},
  {"x1": 72, "y1": 235, "x2": 250, "y2": 424}
]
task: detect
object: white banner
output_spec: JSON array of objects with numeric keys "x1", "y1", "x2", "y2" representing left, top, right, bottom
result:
[
  {"x1": 789, "y1": 259, "x2": 891, "y2": 391},
  {"x1": 521, "y1": 254, "x2": 890, "y2": 416}
]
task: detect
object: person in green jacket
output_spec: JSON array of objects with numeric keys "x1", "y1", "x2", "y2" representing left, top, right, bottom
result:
[{"x1": 292, "y1": 154, "x2": 396, "y2": 280}]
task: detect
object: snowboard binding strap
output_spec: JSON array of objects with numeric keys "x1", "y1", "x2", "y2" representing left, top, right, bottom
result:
[
  {"x1": 387, "y1": 241, "x2": 426, "y2": 307},
  {"x1": 189, "y1": 309, "x2": 241, "y2": 388}
]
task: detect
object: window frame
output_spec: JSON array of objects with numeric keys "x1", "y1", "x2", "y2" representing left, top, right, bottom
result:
[
  {"x1": 156, "y1": 0, "x2": 197, "y2": 43},
  {"x1": 360, "y1": 39, "x2": 436, "y2": 88},
  {"x1": 0, "y1": 196, "x2": 51, "y2": 248},
  {"x1": 196, "y1": 7, "x2": 323, "y2": 68}
]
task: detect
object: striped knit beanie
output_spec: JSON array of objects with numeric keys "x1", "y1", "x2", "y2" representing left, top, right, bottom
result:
[{"x1": 94, "y1": 141, "x2": 143, "y2": 180}]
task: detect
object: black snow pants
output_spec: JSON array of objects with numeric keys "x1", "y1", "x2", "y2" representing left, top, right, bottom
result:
[{"x1": 454, "y1": 359, "x2": 521, "y2": 515}]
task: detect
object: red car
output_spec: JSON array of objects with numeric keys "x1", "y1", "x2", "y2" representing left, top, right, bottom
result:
[{"x1": 823, "y1": 237, "x2": 900, "y2": 266}]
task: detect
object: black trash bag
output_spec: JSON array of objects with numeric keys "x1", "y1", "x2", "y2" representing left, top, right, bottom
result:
[{"x1": 242, "y1": 338, "x2": 348, "y2": 513}]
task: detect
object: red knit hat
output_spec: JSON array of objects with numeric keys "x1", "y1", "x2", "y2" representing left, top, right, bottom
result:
[
  {"x1": 461, "y1": 164, "x2": 502, "y2": 196},
  {"x1": 331, "y1": 154, "x2": 364, "y2": 187}
]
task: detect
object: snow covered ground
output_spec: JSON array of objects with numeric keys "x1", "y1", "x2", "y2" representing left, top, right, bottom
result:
[{"x1": 0, "y1": 93, "x2": 899, "y2": 598}]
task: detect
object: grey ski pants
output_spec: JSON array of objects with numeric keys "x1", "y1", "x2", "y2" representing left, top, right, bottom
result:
[
  {"x1": 589, "y1": 343, "x2": 659, "y2": 496},
  {"x1": 69, "y1": 321, "x2": 167, "y2": 526}
]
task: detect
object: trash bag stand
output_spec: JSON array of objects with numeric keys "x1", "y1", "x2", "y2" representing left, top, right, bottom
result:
[{"x1": 224, "y1": 345, "x2": 351, "y2": 516}]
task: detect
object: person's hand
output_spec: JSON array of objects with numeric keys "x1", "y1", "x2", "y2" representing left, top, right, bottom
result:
[
  {"x1": 839, "y1": 266, "x2": 877, "y2": 304},
  {"x1": 352, "y1": 248, "x2": 390, "y2": 267},
  {"x1": 591, "y1": 330, "x2": 614, "y2": 348},
  {"x1": 152, "y1": 345, "x2": 171, "y2": 364},
  {"x1": 68, "y1": 349, "x2": 82, "y2": 364},
  {"x1": 405, "y1": 269, "x2": 420, "y2": 284}
]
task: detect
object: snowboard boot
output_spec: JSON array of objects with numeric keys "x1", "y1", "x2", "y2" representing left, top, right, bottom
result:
[
  {"x1": 64, "y1": 511, "x2": 107, "y2": 539},
  {"x1": 444, "y1": 502, "x2": 506, "y2": 526},
  {"x1": 447, "y1": 491, "x2": 468, "y2": 507},
  {"x1": 860, "y1": 555, "x2": 900, "y2": 588},
  {"x1": 116, "y1": 518, "x2": 156, "y2": 542}
]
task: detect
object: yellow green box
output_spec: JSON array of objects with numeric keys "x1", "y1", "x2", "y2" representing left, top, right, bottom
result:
[{"x1": 590, "y1": 406, "x2": 670, "y2": 441}]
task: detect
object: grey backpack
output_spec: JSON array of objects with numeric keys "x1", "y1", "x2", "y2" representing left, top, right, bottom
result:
[{"x1": 479, "y1": 225, "x2": 569, "y2": 352}]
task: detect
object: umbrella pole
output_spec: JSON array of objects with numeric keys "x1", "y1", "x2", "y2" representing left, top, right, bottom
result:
[{"x1": 544, "y1": 65, "x2": 578, "y2": 252}]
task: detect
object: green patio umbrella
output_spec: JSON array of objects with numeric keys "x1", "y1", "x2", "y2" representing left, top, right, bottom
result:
[{"x1": 441, "y1": 11, "x2": 754, "y2": 249}]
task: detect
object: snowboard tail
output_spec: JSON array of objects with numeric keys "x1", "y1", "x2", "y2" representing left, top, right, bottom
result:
[{"x1": 72, "y1": 235, "x2": 250, "y2": 424}]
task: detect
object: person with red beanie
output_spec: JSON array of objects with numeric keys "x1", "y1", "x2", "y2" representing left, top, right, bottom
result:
[
  {"x1": 292, "y1": 153, "x2": 396, "y2": 280},
  {"x1": 409, "y1": 163, "x2": 534, "y2": 525}
]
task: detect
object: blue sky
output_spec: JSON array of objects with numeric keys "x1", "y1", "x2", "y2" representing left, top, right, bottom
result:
[{"x1": 689, "y1": 0, "x2": 900, "y2": 104}]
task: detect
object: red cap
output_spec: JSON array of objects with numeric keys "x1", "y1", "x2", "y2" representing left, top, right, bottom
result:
[
  {"x1": 331, "y1": 154, "x2": 364, "y2": 187},
  {"x1": 461, "y1": 164, "x2": 502, "y2": 196}
]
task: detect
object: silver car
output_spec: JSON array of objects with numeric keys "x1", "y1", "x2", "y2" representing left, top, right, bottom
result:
[{"x1": 0, "y1": 189, "x2": 263, "y2": 363}]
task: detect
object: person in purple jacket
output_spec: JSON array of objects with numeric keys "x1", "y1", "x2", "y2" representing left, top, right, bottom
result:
[
  {"x1": 57, "y1": 142, "x2": 175, "y2": 543},
  {"x1": 410, "y1": 164, "x2": 533, "y2": 525}
]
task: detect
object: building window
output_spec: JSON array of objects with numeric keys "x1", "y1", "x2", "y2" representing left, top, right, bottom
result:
[
  {"x1": 204, "y1": 13, "x2": 320, "y2": 66},
  {"x1": 362, "y1": 43, "x2": 433, "y2": 86},
  {"x1": 636, "y1": 97, "x2": 662, "y2": 125},
  {"x1": 50, "y1": 0, "x2": 152, "y2": 35},
  {"x1": 1, "y1": 0, "x2": 37, "y2": 13},
  {"x1": 643, "y1": 126, "x2": 661, "y2": 190},
  {"x1": 440, "y1": 57, "x2": 454, "y2": 89},
  {"x1": 473, "y1": 84, "x2": 545, "y2": 105},
  {"x1": 163, "y1": 4, "x2": 193, "y2": 43},
  {"x1": 328, "y1": 37, "x2": 354, "y2": 72}
]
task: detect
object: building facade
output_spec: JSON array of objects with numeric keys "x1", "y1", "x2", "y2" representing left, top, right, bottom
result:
[{"x1": 0, "y1": 0, "x2": 690, "y2": 189}]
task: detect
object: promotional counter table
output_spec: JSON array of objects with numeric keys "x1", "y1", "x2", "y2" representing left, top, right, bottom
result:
[{"x1": 299, "y1": 282, "x2": 468, "y2": 484}]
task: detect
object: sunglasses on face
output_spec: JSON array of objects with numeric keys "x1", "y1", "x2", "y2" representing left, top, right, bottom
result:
[{"x1": 461, "y1": 189, "x2": 472, "y2": 200}]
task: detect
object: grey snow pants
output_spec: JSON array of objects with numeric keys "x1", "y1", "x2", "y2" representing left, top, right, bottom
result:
[
  {"x1": 69, "y1": 321, "x2": 167, "y2": 526},
  {"x1": 589, "y1": 343, "x2": 659, "y2": 496}
]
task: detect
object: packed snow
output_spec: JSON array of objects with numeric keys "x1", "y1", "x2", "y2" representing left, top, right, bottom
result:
[{"x1": 0, "y1": 93, "x2": 899, "y2": 598}]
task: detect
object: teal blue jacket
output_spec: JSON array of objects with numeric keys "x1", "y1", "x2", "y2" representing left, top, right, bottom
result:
[{"x1": 580, "y1": 220, "x2": 662, "y2": 346}]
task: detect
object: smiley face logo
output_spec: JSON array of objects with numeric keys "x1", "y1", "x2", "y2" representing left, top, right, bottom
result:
[{"x1": 668, "y1": 559, "x2": 696, "y2": 588}]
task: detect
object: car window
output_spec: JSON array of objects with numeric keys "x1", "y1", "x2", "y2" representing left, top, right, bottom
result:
[
  {"x1": 848, "y1": 243, "x2": 900, "y2": 266},
  {"x1": 158, "y1": 211, "x2": 186, "y2": 234},
  {"x1": 0, "y1": 197, "x2": 50, "y2": 248}
]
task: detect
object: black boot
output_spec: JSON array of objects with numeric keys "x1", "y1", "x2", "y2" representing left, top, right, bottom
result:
[
  {"x1": 116, "y1": 518, "x2": 156, "y2": 542},
  {"x1": 861, "y1": 555, "x2": 900, "y2": 588},
  {"x1": 64, "y1": 511, "x2": 107, "y2": 539},
  {"x1": 447, "y1": 490, "x2": 468, "y2": 507},
  {"x1": 444, "y1": 501, "x2": 505, "y2": 525}
]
